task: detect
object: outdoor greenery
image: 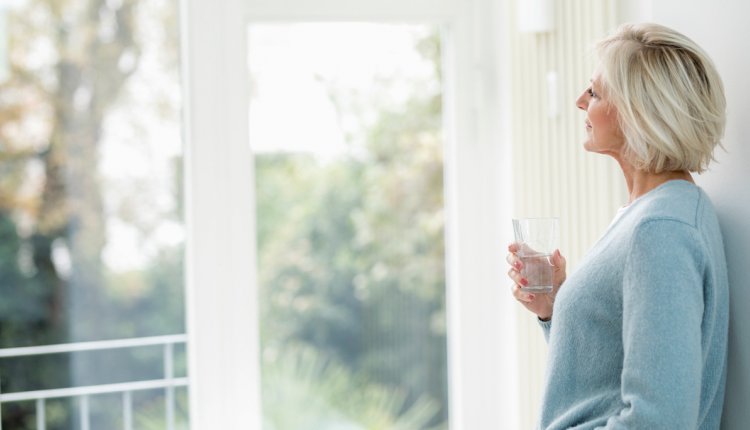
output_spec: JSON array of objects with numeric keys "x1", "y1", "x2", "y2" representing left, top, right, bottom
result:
[
  {"x1": 256, "y1": 30, "x2": 449, "y2": 429},
  {"x1": 0, "y1": 1, "x2": 448, "y2": 428},
  {"x1": 0, "y1": 0, "x2": 184, "y2": 428}
]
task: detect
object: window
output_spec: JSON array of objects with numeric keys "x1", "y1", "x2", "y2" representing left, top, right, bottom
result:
[
  {"x1": 0, "y1": 1, "x2": 188, "y2": 428},
  {"x1": 183, "y1": 0, "x2": 518, "y2": 428},
  {"x1": 249, "y1": 23, "x2": 449, "y2": 429}
]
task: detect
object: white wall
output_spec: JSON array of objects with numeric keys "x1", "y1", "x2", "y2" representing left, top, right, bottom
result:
[{"x1": 637, "y1": 1, "x2": 750, "y2": 428}]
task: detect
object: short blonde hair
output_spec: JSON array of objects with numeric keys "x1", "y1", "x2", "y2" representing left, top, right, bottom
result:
[{"x1": 596, "y1": 23, "x2": 726, "y2": 173}]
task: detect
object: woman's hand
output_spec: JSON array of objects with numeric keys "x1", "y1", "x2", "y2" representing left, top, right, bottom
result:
[{"x1": 506, "y1": 244, "x2": 567, "y2": 321}]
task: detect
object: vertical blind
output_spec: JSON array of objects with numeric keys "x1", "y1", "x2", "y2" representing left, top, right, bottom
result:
[{"x1": 507, "y1": 0, "x2": 624, "y2": 427}]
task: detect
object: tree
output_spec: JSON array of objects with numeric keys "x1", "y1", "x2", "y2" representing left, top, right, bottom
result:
[
  {"x1": 256, "y1": 29, "x2": 448, "y2": 429},
  {"x1": 1, "y1": 0, "x2": 185, "y2": 427},
  {"x1": 0, "y1": 0, "x2": 141, "y2": 341}
]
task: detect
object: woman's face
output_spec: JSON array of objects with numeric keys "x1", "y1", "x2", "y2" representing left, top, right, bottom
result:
[{"x1": 575, "y1": 72, "x2": 625, "y2": 157}]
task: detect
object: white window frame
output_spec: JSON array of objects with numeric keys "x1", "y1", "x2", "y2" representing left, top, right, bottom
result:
[{"x1": 181, "y1": 0, "x2": 519, "y2": 428}]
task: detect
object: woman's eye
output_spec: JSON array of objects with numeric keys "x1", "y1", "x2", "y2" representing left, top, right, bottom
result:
[{"x1": 587, "y1": 88, "x2": 597, "y2": 98}]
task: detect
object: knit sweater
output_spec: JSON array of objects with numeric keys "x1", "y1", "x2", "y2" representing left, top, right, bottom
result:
[{"x1": 538, "y1": 180, "x2": 729, "y2": 429}]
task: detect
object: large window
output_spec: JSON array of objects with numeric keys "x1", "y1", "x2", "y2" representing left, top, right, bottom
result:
[
  {"x1": 250, "y1": 23, "x2": 449, "y2": 429},
  {"x1": 183, "y1": 0, "x2": 516, "y2": 427},
  {"x1": 0, "y1": 0, "x2": 188, "y2": 428}
]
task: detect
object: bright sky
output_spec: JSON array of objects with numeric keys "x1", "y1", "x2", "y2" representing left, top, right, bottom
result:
[
  {"x1": 248, "y1": 23, "x2": 437, "y2": 157},
  {"x1": 97, "y1": 21, "x2": 438, "y2": 272}
]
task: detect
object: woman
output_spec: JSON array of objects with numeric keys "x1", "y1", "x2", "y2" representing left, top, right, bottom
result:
[{"x1": 507, "y1": 23, "x2": 729, "y2": 429}]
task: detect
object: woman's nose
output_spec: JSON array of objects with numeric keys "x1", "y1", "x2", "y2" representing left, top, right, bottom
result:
[{"x1": 575, "y1": 93, "x2": 587, "y2": 111}]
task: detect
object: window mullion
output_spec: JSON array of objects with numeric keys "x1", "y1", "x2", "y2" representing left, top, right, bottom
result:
[{"x1": 183, "y1": 0, "x2": 262, "y2": 428}]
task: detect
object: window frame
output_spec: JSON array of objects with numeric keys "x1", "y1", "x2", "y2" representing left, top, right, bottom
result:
[{"x1": 181, "y1": 0, "x2": 519, "y2": 428}]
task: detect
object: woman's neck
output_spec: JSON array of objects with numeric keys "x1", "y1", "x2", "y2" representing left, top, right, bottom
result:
[{"x1": 616, "y1": 159, "x2": 694, "y2": 204}]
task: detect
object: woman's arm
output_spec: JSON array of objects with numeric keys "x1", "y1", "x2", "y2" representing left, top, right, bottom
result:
[{"x1": 600, "y1": 219, "x2": 705, "y2": 428}]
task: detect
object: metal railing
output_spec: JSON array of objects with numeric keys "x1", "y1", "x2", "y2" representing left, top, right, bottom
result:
[{"x1": 0, "y1": 334, "x2": 189, "y2": 430}]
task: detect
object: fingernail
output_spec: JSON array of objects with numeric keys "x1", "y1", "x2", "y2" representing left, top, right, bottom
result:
[
  {"x1": 528, "y1": 294, "x2": 535, "y2": 300},
  {"x1": 514, "y1": 261, "x2": 522, "y2": 269},
  {"x1": 520, "y1": 278, "x2": 528, "y2": 286}
]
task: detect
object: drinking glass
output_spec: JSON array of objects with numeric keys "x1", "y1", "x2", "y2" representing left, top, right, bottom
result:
[{"x1": 512, "y1": 217, "x2": 559, "y2": 293}]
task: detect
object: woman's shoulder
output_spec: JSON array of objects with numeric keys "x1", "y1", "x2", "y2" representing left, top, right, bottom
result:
[
  {"x1": 622, "y1": 180, "x2": 723, "y2": 256},
  {"x1": 629, "y1": 180, "x2": 708, "y2": 229}
]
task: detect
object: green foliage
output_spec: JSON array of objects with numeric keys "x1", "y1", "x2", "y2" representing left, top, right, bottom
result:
[
  {"x1": 134, "y1": 389, "x2": 190, "y2": 430},
  {"x1": 0, "y1": 0, "x2": 185, "y2": 428},
  {"x1": 0, "y1": 211, "x2": 42, "y2": 341},
  {"x1": 104, "y1": 245, "x2": 186, "y2": 338},
  {"x1": 262, "y1": 345, "x2": 444, "y2": 430},
  {"x1": 2, "y1": 9, "x2": 447, "y2": 429},
  {"x1": 256, "y1": 27, "x2": 448, "y2": 429}
]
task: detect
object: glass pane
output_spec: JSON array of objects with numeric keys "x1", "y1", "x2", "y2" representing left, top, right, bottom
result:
[
  {"x1": 250, "y1": 23, "x2": 449, "y2": 430},
  {"x1": 0, "y1": 0, "x2": 188, "y2": 428}
]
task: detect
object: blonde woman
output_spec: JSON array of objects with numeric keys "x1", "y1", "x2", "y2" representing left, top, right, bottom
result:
[{"x1": 507, "y1": 23, "x2": 729, "y2": 429}]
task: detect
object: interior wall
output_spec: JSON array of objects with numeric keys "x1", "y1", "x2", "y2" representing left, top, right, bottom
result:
[{"x1": 639, "y1": 2, "x2": 750, "y2": 428}]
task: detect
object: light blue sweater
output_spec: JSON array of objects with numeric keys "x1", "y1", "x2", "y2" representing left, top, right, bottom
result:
[{"x1": 538, "y1": 180, "x2": 729, "y2": 429}]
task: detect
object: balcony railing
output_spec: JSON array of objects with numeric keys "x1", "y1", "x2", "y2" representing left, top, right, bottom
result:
[{"x1": 0, "y1": 334, "x2": 188, "y2": 430}]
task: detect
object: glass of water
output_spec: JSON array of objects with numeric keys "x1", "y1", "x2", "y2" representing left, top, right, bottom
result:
[{"x1": 512, "y1": 217, "x2": 559, "y2": 294}]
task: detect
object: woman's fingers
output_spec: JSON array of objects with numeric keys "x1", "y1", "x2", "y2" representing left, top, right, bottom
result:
[
  {"x1": 506, "y1": 243, "x2": 527, "y2": 286},
  {"x1": 506, "y1": 252, "x2": 521, "y2": 268},
  {"x1": 506, "y1": 251, "x2": 523, "y2": 270},
  {"x1": 512, "y1": 284, "x2": 535, "y2": 303},
  {"x1": 509, "y1": 244, "x2": 558, "y2": 319},
  {"x1": 508, "y1": 242, "x2": 536, "y2": 304},
  {"x1": 508, "y1": 267, "x2": 528, "y2": 287}
]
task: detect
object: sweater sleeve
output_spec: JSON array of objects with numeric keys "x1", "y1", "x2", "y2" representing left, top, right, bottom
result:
[
  {"x1": 600, "y1": 219, "x2": 705, "y2": 429},
  {"x1": 538, "y1": 317, "x2": 552, "y2": 342}
]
